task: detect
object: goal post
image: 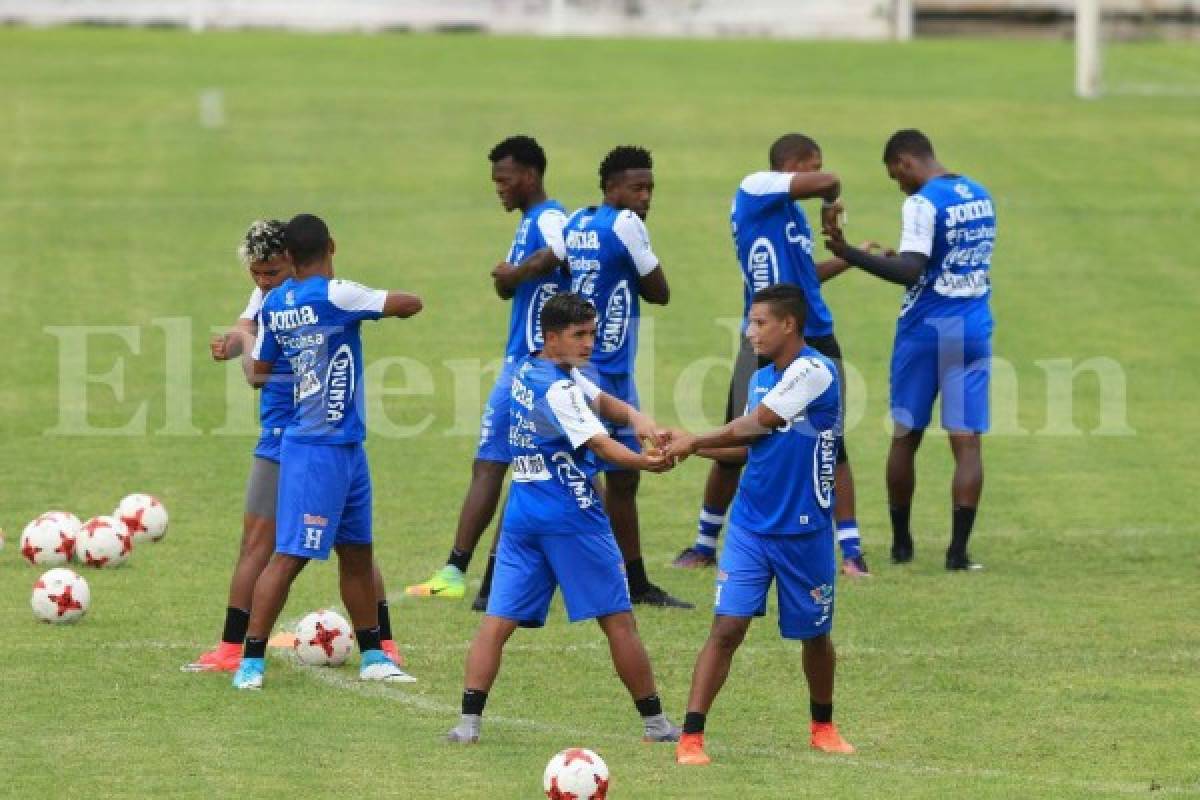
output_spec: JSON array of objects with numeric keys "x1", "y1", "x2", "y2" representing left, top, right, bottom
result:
[{"x1": 1076, "y1": 0, "x2": 1102, "y2": 98}]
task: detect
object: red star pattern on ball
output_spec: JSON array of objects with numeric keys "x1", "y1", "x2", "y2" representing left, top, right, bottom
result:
[
  {"x1": 562, "y1": 749, "x2": 595, "y2": 767},
  {"x1": 85, "y1": 551, "x2": 109, "y2": 568},
  {"x1": 48, "y1": 585, "x2": 83, "y2": 617},
  {"x1": 546, "y1": 776, "x2": 577, "y2": 800},
  {"x1": 309, "y1": 622, "x2": 343, "y2": 658},
  {"x1": 592, "y1": 775, "x2": 609, "y2": 799},
  {"x1": 121, "y1": 509, "x2": 145, "y2": 536},
  {"x1": 55, "y1": 532, "x2": 75, "y2": 560},
  {"x1": 118, "y1": 531, "x2": 134, "y2": 556},
  {"x1": 22, "y1": 540, "x2": 41, "y2": 564}
]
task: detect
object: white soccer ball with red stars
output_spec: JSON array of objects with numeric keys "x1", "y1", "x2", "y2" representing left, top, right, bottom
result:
[
  {"x1": 293, "y1": 610, "x2": 354, "y2": 666},
  {"x1": 40, "y1": 511, "x2": 82, "y2": 536},
  {"x1": 114, "y1": 493, "x2": 168, "y2": 544},
  {"x1": 31, "y1": 568, "x2": 91, "y2": 624},
  {"x1": 543, "y1": 748, "x2": 610, "y2": 800},
  {"x1": 76, "y1": 516, "x2": 133, "y2": 568},
  {"x1": 20, "y1": 513, "x2": 78, "y2": 566}
]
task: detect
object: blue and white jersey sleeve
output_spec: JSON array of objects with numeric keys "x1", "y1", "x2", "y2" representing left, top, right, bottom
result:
[
  {"x1": 569, "y1": 367, "x2": 603, "y2": 402},
  {"x1": 737, "y1": 172, "x2": 793, "y2": 216},
  {"x1": 899, "y1": 195, "x2": 937, "y2": 257},
  {"x1": 328, "y1": 279, "x2": 387, "y2": 322},
  {"x1": 538, "y1": 208, "x2": 569, "y2": 261},
  {"x1": 545, "y1": 379, "x2": 607, "y2": 449},
  {"x1": 611, "y1": 211, "x2": 659, "y2": 277},
  {"x1": 239, "y1": 288, "x2": 264, "y2": 321},
  {"x1": 251, "y1": 309, "x2": 280, "y2": 364},
  {"x1": 761, "y1": 357, "x2": 834, "y2": 422}
]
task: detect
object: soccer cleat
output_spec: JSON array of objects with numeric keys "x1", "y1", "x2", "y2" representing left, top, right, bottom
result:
[
  {"x1": 360, "y1": 649, "x2": 417, "y2": 683},
  {"x1": 840, "y1": 554, "x2": 872, "y2": 578},
  {"x1": 381, "y1": 639, "x2": 405, "y2": 667},
  {"x1": 671, "y1": 547, "x2": 717, "y2": 569},
  {"x1": 470, "y1": 591, "x2": 488, "y2": 613},
  {"x1": 232, "y1": 657, "x2": 265, "y2": 690},
  {"x1": 631, "y1": 583, "x2": 694, "y2": 609},
  {"x1": 945, "y1": 550, "x2": 983, "y2": 571},
  {"x1": 445, "y1": 723, "x2": 480, "y2": 744},
  {"x1": 890, "y1": 541, "x2": 914, "y2": 564},
  {"x1": 675, "y1": 733, "x2": 711, "y2": 765},
  {"x1": 181, "y1": 641, "x2": 243, "y2": 673},
  {"x1": 809, "y1": 722, "x2": 855, "y2": 754},
  {"x1": 643, "y1": 725, "x2": 682, "y2": 743},
  {"x1": 404, "y1": 565, "x2": 466, "y2": 599}
]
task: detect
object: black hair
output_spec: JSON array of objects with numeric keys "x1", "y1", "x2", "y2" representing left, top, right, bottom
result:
[
  {"x1": 237, "y1": 219, "x2": 286, "y2": 267},
  {"x1": 752, "y1": 283, "x2": 808, "y2": 330},
  {"x1": 883, "y1": 129, "x2": 935, "y2": 163},
  {"x1": 541, "y1": 292, "x2": 597, "y2": 335},
  {"x1": 768, "y1": 133, "x2": 821, "y2": 170},
  {"x1": 489, "y1": 135, "x2": 547, "y2": 175},
  {"x1": 284, "y1": 213, "x2": 331, "y2": 267},
  {"x1": 598, "y1": 145, "x2": 652, "y2": 190}
]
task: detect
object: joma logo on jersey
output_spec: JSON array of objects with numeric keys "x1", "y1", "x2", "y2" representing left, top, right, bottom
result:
[
  {"x1": 566, "y1": 230, "x2": 601, "y2": 250},
  {"x1": 600, "y1": 281, "x2": 632, "y2": 353},
  {"x1": 267, "y1": 305, "x2": 318, "y2": 331},
  {"x1": 785, "y1": 222, "x2": 813, "y2": 254},
  {"x1": 324, "y1": 344, "x2": 354, "y2": 423},
  {"x1": 551, "y1": 451, "x2": 597, "y2": 509},
  {"x1": 526, "y1": 284, "x2": 559, "y2": 351},
  {"x1": 814, "y1": 429, "x2": 836, "y2": 509},
  {"x1": 944, "y1": 198, "x2": 994, "y2": 227},
  {"x1": 747, "y1": 237, "x2": 780, "y2": 291}
]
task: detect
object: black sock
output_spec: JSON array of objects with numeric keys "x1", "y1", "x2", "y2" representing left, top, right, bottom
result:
[
  {"x1": 626, "y1": 557, "x2": 650, "y2": 594},
  {"x1": 447, "y1": 547, "x2": 472, "y2": 573},
  {"x1": 355, "y1": 626, "x2": 382, "y2": 653},
  {"x1": 634, "y1": 693, "x2": 663, "y2": 718},
  {"x1": 889, "y1": 505, "x2": 913, "y2": 547},
  {"x1": 462, "y1": 688, "x2": 489, "y2": 716},
  {"x1": 950, "y1": 506, "x2": 977, "y2": 555},
  {"x1": 810, "y1": 700, "x2": 833, "y2": 724},
  {"x1": 682, "y1": 711, "x2": 707, "y2": 734},
  {"x1": 243, "y1": 637, "x2": 267, "y2": 660},
  {"x1": 377, "y1": 601, "x2": 393, "y2": 641},
  {"x1": 478, "y1": 552, "x2": 497, "y2": 596},
  {"x1": 221, "y1": 607, "x2": 250, "y2": 645}
]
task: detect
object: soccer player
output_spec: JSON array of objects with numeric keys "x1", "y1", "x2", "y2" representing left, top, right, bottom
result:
[
  {"x1": 826, "y1": 129, "x2": 994, "y2": 570},
  {"x1": 666, "y1": 284, "x2": 855, "y2": 765},
  {"x1": 560, "y1": 144, "x2": 690, "y2": 608},
  {"x1": 673, "y1": 134, "x2": 870, "y2": 578},
  {"x1": 184, "y1": 220, "x2": 402, "y2": 672},
  {"x1": 405, "y1": 135, "x2": 568, "y2": 607},
  {"x1": 445, "y1": 293, "x2": 680, "y2": 744},
  {"x1": 232, "y1": 213, "x2": 422, "y2": 689}
]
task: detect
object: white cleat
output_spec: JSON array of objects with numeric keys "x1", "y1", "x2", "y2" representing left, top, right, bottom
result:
[{"x1": 360, "y1": 662, "x2": 417, "y2": 683}]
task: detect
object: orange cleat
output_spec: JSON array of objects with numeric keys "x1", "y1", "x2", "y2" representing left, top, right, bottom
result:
[
  {"x1": 675, "y1": 733, "x2": 712, "y2": 766},
  {"x1": 809, "y1": 722, "x2": 855, "y2": 754},
  {"x1": 381, "y1": 639, "x2": 405, "y2": 667},
  {"x1": 181, "y1": 641, "x2": 243, "y2": 673}
]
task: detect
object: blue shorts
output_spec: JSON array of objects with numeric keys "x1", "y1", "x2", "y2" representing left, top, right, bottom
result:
[
  {"x1": 890, "y1": 334, "x2": 991, "y2": 433},
  {"x1": 476, "y1": 361, "x2": 515, "y2": 464},
  {"x1": 487, "y1": 529, "x2": 631, "y2": 627},
  {"x1": 275, "y1": 439, "x2": 372, "y2": 560},
  {"x1": 715, "y1": 525, "x2": 836, "y2": 640},
  {"x1": 588, "y1": 371, "x2": 641, "y2": 472},
  {"x1": 254, "y1": 427, "x2": 283, "y2": 463}
]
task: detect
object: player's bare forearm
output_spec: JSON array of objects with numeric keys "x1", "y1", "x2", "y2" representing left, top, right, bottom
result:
[
  {"x1": 816, "y1": 257, "x2": 851, "y2": 283},
  {"x1": 249, "y1": 359, "x2": 273, "y2": 388},
  {"x1": 592, "y1": 395, "x2": 663, "y2": 448},
  {"x1": 491, "y1": 248, "x2": 563, "y2": 296},
  {"x1": 637, "y1": 266, "x2": 670, "y2": 305},
  {"x1": 694, "y1": 414, "x2": 771, "y2": 450},
  {"x1": 586, "y1": 434, "x2": 670, "y2": 473},
  {"x1": 383, "y1": 292, "x2": 423, "y2": 318},
  {"x1": 827, "y1": 235, "x2": 925, "y2": 287},
  {"x1": 696, "y1": 445, "x2": 748, "y2": 465},
  {"x1": 789, "y1": 172, "x2": 841, "y2": 204}
]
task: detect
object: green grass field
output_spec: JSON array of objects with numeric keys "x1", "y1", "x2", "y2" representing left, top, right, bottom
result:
[{"x1": 2, "y1": 28, "x2": 1199, "y2": 799}]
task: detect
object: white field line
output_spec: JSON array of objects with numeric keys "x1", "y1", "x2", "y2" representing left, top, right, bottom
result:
[{"x1": 274, "y1": 603, "x2": 1198, "y2": 797}]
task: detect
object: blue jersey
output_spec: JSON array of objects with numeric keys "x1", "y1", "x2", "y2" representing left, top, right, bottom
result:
[
  {"x1": 896, "y1": 174, "x2": 995, "y2": 340},
  {"x1": 253, "y1": 275, "x2": 386, "y2": 445},
  {"x1": 240, "y1": 288, "x2": 291, "y2": 460},
  {"x1": 564, "y1": 204, "x2": 661, "y2": 376},
  {"x1": 503, "y1": 200, "x2": 569, "y2": 362},
  {"x1": 730, "y1": 347, "x2": 841, "y2": 536},
  {"x1": 503, "y1": 356, "x2": 611, "y2": 536},
  {"x1": 732, "y1": 172, "x2": 834, "y2": 338}
]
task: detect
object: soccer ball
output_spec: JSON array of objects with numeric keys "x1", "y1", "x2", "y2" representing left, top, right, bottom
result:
[
  {"x1": 20, "y1": 514, "x2": 78, "y2": 566},
  {"x1": 543, "y1": 748, "x2": 609, "y2": 800},
  {"x1": 293, "y1": 610, "x2": 354, "y2": 666},
  {"x1": 40, "y1": 510, "x2": 83, "y2": 535},
  {"x1": 114, "y1": 493, "x2": 168, "y2": 544},
  {"x1": 76, "y1": 516, "x2": 133, "y2": 568},
  {"x1": 32, "y1": 568, "x2": 91, "y2": 623}
]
